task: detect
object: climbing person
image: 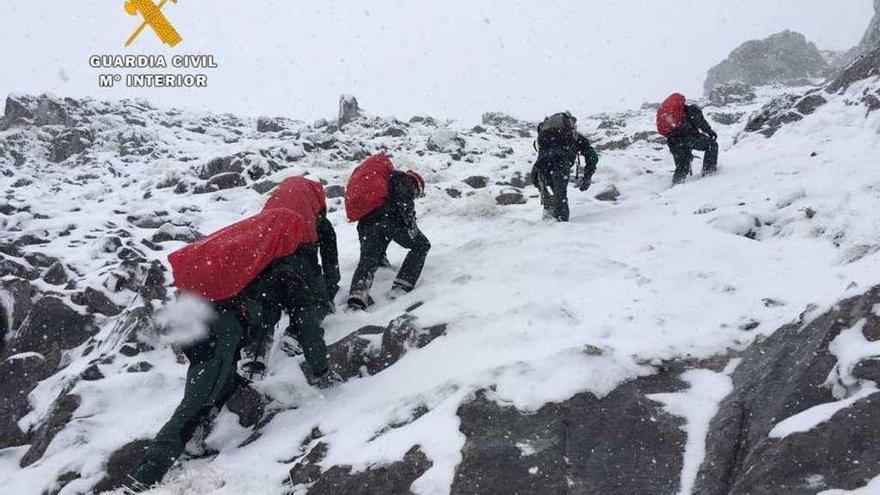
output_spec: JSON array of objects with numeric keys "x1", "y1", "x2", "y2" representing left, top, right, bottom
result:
[
  {"x1": 531, "y1": 111, "x2": 599, "y2": 222},
  {"x1": 251, "y1": 176, "x2": 341, "y2": 373},
  {"x1": 656, "y1": 93, "x2": 719, "y2": 186},
  {"x1": 263, "y1": 176, "x2": 340, "y2": 303},
  {"x1": 126, "y1": 209, "x2": 337, "y2": 491},
  {"x1": 345, "y1": 154, "x2": 429, "y2": 311}
]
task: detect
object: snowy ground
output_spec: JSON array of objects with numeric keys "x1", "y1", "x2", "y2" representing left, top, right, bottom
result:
[{"x1": 2, "y1": 81, "x2": 880, "y2": 495}]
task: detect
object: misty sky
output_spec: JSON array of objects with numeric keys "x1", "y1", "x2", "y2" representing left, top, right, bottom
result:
[{"x1": 0, "y1": 1, "x2": 873, "y2": 122}]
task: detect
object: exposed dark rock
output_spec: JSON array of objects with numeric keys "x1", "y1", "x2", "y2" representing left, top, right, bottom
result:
[
  {"x1": 126, "y1": 213, "x2": 166, "y2": 229},
  {"x1": 42, "y1": 471, "x2": 81, "y2": 495},
  {"x1": 453, "y1": 371, "x2": 688, "y2": 494},
  {"x1": 126, "y1": 361, "x2": 154, "y2": 373},
  {"x1": 0, "y1": 352, "x2": 58, "y2": 448},
  {"x1": 252, "y1": 180, "x2": 278, "y2": 194},
  {"x1": 828, "y1": 46, "x2": 880, "y2": 93},
  {"x1": 324, "y1": 185, "x2": 346, "y2": 199},
  {"x1": 256, "y1": 116, "x2": 285, "y2": 133},
  {"x1": 119, "y1": 344, "x2": 141, "y2": 357},
  {"x1": 43, "y1": 262, "x2": 69, "y2": 286},
  {"x1": 696, "y1": 285, "x2": 880, "y2": 494},
  {"x1": 9, "y1": 297, "x2": 96, "y2": 355},
  {"x1": 339, "y1": 95, "x2": 361, "y2": 126},
  {"x1": 481, "y1": 112, "x2": 524, "y2": 127},
  {"x1": 199, "y1": 156, "x2": 242, "y2": 180},
  {"x1": 709, "y1": 82, "x2": 757, "y2": 106},
  {"x1": 446, "y1": 188, "x2": 462, "y2": 199},
  {"x1": 705, "y1": 30, "x2": 827, "y2": 94},
  {"x1": 291, "y1": 445, "x2": 431, "y2": 495},
  {"x1": 1, "y1": 257, "x2": 39, "y2": 280},
  {"x1": 80, "y1": 364, "x2": 105, "y2": 381},
  {"x1": 595, "y1": 184, "x2": 621, "y2": 202},
  {"x1": 71, "y1": 287, "x2": 123, "y2": 316},
  {"x1": 710, "y1": 112, "x2": 746, "y2": 125},
  {"x1": 92, "y1": 439, "x2": 152, "y2": 493},
  {"x1": 853, "y1": 358, "x2": 880, "y2": 382},
  {"x1": 325, "y1": 316, "x2": 447, "y2": 381},
  {"x1": 50, "y1": 127, "x2": 93, "y2": 163},
  {"x1": 795, "y1": 94, "x2": 827, "y2": 115},
  {"x1": 463, "y1": 176, "x2": 489, "y2": 189},
  {"x1": 152, "y1": 223, "x2": 203, "y2": 243},
  {"x1": 226, "y1": 383, "x2": 264, "y2": 428},
  {"x1": 23, "y1": 252, "x2": 57, "y2": 268},
  {"x1": 376, "y1": 125, "x2": 407, "y2": 138},
  {"x1": 197, "y1": 172, "x2": 246, "y2": 193},
  {"x1": 20, "y1": 394, "x2": 81, "y2": 467},
  {"x1": 496, "y1": 192, "x2": 527, "y2": 206}
]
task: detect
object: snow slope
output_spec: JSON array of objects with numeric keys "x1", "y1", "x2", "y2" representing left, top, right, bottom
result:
[{"x1": 2, "y1": 78, "x2": 880, "y2": 495}]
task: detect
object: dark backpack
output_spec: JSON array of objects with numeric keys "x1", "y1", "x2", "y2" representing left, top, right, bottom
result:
[{"x1": 537, "y1": 112, "x2": 578, "y2": 151}]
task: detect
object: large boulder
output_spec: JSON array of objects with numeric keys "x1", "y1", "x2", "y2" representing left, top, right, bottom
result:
[
  {"x1": 704, "y1": 31, "x2": 828, "y2": 94},
  {"x1": 452, "y1": 371, "x2": 688, "y2": 494},
  {"x1": 338, "y1": 94, "x2": 361, "y2": 126},
  {"x1": 49, "y1": 127, "x2": 93, "y2": 163},
  {"x1": 696, "y1": 285, "x2": 880, "y2": 494}
]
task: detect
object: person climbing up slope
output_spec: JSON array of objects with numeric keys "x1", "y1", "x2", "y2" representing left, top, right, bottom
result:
[
  {"x1": 263, "y1": 176, "x2": 340, "y2": 302},
  {"x1": 657, "y1": 93, "x2": 719, "y2": 185},
  {"x1": 531, "y1": 111, "x2": 599, "y2": 222},
  {"x1": 127, "y1": 209, "x2": 337, "y2": 490},
  {"x1": 345, "y1": 154, "x2": 430, "y2": 311}
]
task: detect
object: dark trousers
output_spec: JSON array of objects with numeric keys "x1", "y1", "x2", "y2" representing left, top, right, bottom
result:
[
  {"x1": 350, "y1": 214, "x2": 431, "y2": 296},
  {"x1": 129, "y1": 308, "x2": 252, "y2": 486},
  {"x1": 667, "y1": 131, "x2": 718, "y2": 185},
  {"x1": 534, "y1": 160, "x2": 573, "y2": 222}
]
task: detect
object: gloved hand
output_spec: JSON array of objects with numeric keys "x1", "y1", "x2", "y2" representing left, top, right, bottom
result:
[{"x1": 707, "y1": 130, "x2": 718, "y2": 140}]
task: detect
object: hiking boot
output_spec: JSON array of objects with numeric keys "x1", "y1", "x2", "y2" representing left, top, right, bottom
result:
[
  {"x1": 240, "y1": 359, "x2": 267, "y2": 380},
  {"x1": 389, "y1": 279, "x2": 414, "y2": 300},
  {"x1": 122, "y1": 477, "x2": 155, "y2": 494},
  {"x1": 279, "y1": 334, "x2": 303, "y2": 357},
  {"x1": 308, "y1": 369, "x2": 344, "y2": 389},
  {"x1": 578, "y1": 178, "x2": 592, "y2": 192},
  {"x1": 347, "y1": 291, "x2": 374, "y2": 311}
]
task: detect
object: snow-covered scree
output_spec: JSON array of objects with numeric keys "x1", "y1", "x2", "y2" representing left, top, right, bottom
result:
[{"x1": 2, "y1": 69, "x2": 880, "y2": 494}]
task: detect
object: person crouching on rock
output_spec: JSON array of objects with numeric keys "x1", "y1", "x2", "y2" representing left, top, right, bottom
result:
[
  {"x1": 345, "y1": 154, "x2": 429, "y2": 311},
  {"x1": 127, "y1": 209, "x2": 338, "y2": 490},
  {"x1": 656, "y1": 93, "x2": 719, "y2": 186}
]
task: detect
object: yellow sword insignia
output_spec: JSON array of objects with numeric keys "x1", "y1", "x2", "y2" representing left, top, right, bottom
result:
[{"x1": 124, "y1": 0, "x2": 182, "y2": 48}]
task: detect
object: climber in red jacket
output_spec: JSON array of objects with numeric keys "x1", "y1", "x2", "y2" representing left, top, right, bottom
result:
[
  {"x1": 345, "y1": 154, "x2": 430, "y2": 311},
  {"x1": 127, "y1": 209, "x2": 338, "y2": 491}
]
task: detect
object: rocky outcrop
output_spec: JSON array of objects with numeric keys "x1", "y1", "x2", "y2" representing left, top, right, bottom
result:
[
  {"x1": 855, "y1": 0, "x2": 880, "y2": 57},
  {"x1": 452, "y1": 370, "x2": 689, "y2": 495},
  {"x1": 708, "y1": 82, "x2": 756, "y2": 107},
  {"x1": 696, "y1": 286, "x2": 880, "y2": 494},
  {"x1": 338, "y1": 95, "x2": 361, "y2": 126},
  {"x1": 705, "y1": 31, "x2": 827, "y2": 94}
]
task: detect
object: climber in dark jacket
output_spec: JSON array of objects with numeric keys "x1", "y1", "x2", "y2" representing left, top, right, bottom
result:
[
  {"x1": 531, "y1": 113, "x2": 599, "y2": 222},
  {"x1": 127, "y1": 250, "x2": 335, "y2": 490},
  {"x1": 666, "y1": 104, "x2": 718, "y2": 185},
  {"x1": 348, "y1": 170, "x2": 429, "y2": 310}
]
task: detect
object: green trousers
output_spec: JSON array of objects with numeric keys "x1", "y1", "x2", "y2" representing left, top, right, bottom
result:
[{"x1": 128, "y1": 304, "x2": 257, "y2": 487}]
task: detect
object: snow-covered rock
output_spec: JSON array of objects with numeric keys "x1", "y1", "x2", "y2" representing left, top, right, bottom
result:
[
  {"x1": 704, "y1": 30, "x2": 828, "y2": 94},
  {"x1": 3, "y1": 33, "x2": 880, "y2": 493}
]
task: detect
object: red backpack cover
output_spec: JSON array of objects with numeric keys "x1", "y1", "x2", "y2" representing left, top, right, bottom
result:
[
  {"x1": 656, "y1": 93, "x2": 687, "y2": 136},
  {"x1": 263, "y1": 177, "x2": 326, "y2": 243},
  {"x1": 168, "y1": 209, "x2": 306, "y2": 301},
  {"x1": 345, "y1": 154, "x2": 394, "y2": 222}
]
